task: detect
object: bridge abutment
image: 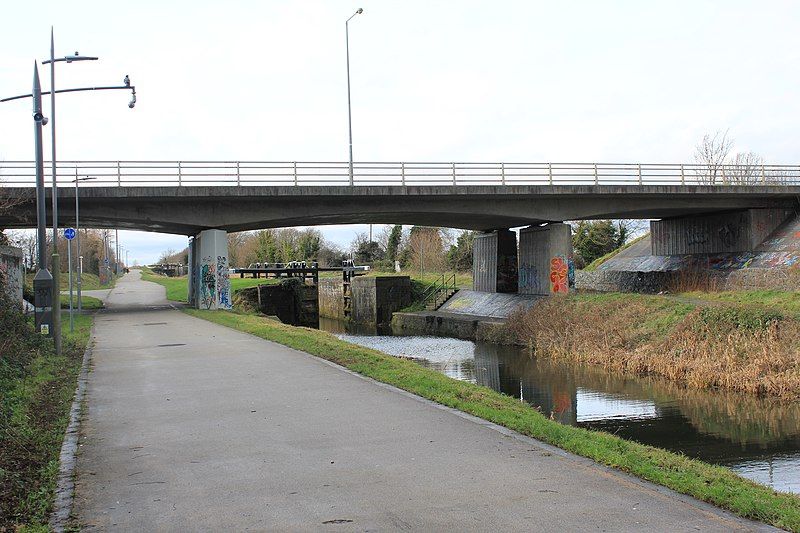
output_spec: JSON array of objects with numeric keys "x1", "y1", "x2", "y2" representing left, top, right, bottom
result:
[
  {"x1": 189, "y1": 229, "x2": 232, "y2": 310},
  {"x1": 650, "y1": 208, "x2": 796, "y2": 255},
  {"x1": 519, "y1": 223, "x2": 574, "y2": 295}
]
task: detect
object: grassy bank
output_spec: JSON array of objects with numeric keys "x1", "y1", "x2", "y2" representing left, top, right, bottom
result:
[
  {"x1": 0, "y1": 308, "x2": 93, "y2": 530},
  {"x1": 141, "y1": 271, "x2": 278, "y2": 302},
  {"x1": 25, "y1": 271, "x2": 116, "y2": 291},
  {"x1": 59, "y1": 294, "x2": 104, "y2": 310},
  {"x1": 185, "y1": 308, "x2": 799, "y2": 530},
  {"x1": 506, "y1": 292, "x2": 800, "y2": 400}
]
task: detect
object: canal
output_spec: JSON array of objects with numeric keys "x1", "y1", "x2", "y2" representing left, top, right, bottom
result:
[{"x1": 319, "y1": 318, "x2": 800, "y2": 494}]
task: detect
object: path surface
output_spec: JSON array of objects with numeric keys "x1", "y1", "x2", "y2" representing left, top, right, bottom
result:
[{"x1": 74, "y1": 270, "x2": 772, "y2": 531}]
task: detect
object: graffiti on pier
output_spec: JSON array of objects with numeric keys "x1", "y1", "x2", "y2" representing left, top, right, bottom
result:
[
  {"x1": 200, "y1": 256, "x2": 216, "y2": 309},
  {"x1": 685, "y1": 227, "x2": 708, "y2": 246},
  {"x1": 216, "y1": 255, "x2": 231, "y2": 309},
  {"x1": 718, "y1": 224, "x2": 739, "y2": 248},
  {"x1": 567, "y1": 258, "x2": 575, "y2": 288},
  {"x1": 550, "y1": 256, "x2": 569, "y2": 294},
  {"x1": 518, "y1": 263, "x2": 540, "y2": 292}
]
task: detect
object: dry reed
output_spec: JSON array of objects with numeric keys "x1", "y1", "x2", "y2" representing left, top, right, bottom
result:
[{"x1": 508, "y1": 296, "x2": 800, "y2": 400}]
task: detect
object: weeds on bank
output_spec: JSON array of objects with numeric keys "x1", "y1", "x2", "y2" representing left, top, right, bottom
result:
[
  {"x1": 507, "y1": 294, "x2": 800, "y2": 400},
  {"x1": 186, "y1": 308, "x2": 800, "y2": 531},
  {"x1": 0, "y1": 302, "x2": 93, "y2": 531}
]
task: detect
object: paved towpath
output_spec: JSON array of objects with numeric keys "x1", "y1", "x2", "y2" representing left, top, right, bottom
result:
[{"x1": 74, "y1": 270, "x2": 773, "y2": 531}]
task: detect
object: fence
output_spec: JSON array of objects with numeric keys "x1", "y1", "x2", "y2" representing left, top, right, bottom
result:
[{"x1": 1, "y1": 161, "x2": 799, "y2": 187}]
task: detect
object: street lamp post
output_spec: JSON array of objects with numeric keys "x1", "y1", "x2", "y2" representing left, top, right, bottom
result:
[
  {"x1": 346, "y1": 8, "x2": 363, "y2": 186},
  {"x1": 31, "y1": 63, "x2": 54, "y2": 337},
  {"x1": 73, "y1": 173, "x2": 95, "y2": 313},
  {"x1": 42, "y1": 28, "x2": 99, "y2": 355}
]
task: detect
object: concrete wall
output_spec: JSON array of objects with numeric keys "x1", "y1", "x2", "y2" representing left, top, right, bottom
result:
[
  {"x1": 238, "y1": 280, "x2": 318, "y2": 327},
  {"x1": 472, "y1": 230, "x2": 518, "y2": 293},
  {"x1": 193, "y1": 229, "x2": 231, "y2": 310},
  {"x1": 0, "y1": 245, "x2": 24, "y2": 307},
  {"x1": 318, "y1": 278, "x2": 345, "y2": 319},
  {"x1": 651, "y1": 208, "x2": 795, "y2": 255},
  {"x1": 518, "y1": 223, "x2": 574, "y2": 295},
  {"x1": 351, "y1": 276, "x2": 412, "y2": 326}
]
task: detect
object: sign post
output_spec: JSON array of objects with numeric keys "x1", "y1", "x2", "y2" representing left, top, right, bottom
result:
[{"x1": 64, "y1": 227, "x2": 76, "y2": 332}]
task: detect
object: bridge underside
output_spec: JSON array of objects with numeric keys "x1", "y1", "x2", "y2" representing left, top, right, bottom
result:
[{"x1": 2, "y1": 185, "x2": 799, "y2": 235}]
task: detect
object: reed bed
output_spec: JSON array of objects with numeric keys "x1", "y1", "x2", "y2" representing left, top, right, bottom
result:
[{"x1": 508, "y1": 295, "x2": 800, "y2": 400}]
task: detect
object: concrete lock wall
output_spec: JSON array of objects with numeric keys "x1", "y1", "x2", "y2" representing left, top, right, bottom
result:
[
  {"x1": 318, "y1": 278, "x2": 345, "y2": 320},
  {"x1": 472, "y1": 230, "x2": 518, "y2": 293},
  {"x1": 193, "y1": 229, "x2": 231, "y2": 310},
  {"x1": 651, "y1": 208, "x2": 796, "y2": 256},
  {"x1": 518, "y1": 223, "x2": 574, "y2": 295},
  {"x1": 0, "y1": 245, "x2": 24, "y2": 307},
  {"x1": 351, "y1": 276, "x2": 412, "y2": 326}
]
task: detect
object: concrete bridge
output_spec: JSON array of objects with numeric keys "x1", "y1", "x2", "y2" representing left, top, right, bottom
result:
[{"x1": 2, "y1": 160, "x2": 799, "y2": 309}]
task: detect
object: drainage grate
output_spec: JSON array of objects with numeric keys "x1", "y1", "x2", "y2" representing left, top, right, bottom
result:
[
  {"x1": 143, "y1": 322, "x2": 168, "y2": 326},
  {"x1": 157, "y1": 343, "x2": 186, "y2": 347}
]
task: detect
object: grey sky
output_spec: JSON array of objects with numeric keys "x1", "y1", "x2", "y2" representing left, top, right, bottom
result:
[{"x1": 2, "y1": 1, "x2": 798, "y2": 263}]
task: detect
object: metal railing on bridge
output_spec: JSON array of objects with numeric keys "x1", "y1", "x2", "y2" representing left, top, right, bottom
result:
[{"x1": 1, "y1": 161, "x2": 799, "y2": 187}]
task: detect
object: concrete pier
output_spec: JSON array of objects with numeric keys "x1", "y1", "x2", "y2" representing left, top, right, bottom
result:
[{"x1": 189, "y1": 229, "x2": 231, "y2": 310}]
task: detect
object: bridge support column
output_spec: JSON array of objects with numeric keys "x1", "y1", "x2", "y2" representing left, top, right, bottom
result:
[
  {"x1": 190, "y1": 229, "x2": 232, "y2": 310},
  {"x1": 472, "y1": 229, "x2": 518, "y2": 293},
  {"x1": 519, "y1": 223, "x2": 574, "y2": 295}
]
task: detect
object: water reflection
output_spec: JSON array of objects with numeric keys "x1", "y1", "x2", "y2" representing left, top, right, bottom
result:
[{"x1": 324, "y1": 319, "x2": 800, "y2": 494}]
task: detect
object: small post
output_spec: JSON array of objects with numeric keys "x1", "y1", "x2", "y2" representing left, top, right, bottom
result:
[
  {"x1": 236, "y1": 161, "x2": 240, "y2": 186},
  {"x1": 594, "y1": 163, "x2": 599, "y2": 185},
  {"x1": 452, "y1": 162, "x2": 456, "y2": 185},
  {"x1": 637, "y1": 163, "x2": 642, "y2": 185},
  {"x1": 401, "y1": 162, "x2": 406, "y2": 186},
  {"x1": 293, "y1": 161, "x2": 298, "y2": 186},
  {"x1": 178, "y1": 161, "x2": 182, "y2": 186},
  {"x1": 501, "y1": 162, "x2": 506, "y2": 185},
  {"x1": 548, "y1": 162, "x2": 553, "y2": 185},
  {"x1": 67, "y1": 234, "x2": 73, "y2": 332},
  {"x1": 680, "y1": 164, "x2": 685, "y2": 185},
  {"x1": 761, "y1": 164, "x2": 766, "y2": 184}
]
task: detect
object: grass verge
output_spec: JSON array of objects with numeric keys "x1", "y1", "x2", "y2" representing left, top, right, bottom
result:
[
  {"x1": 59, "y1": 294, "x2": 104, "y2": 310},
  {"x1": 0, "y1": 309, "x2": 93, "y2": 531},
  {"x1": 583, "y1": 234, "x2": 649, "y2": 271},
  {"x1": 141, "y1": 271, "x2": 278, "y2": 302},
  {"x1": 185, "y1": 308, "x2": 799, "y2": 531},
  {"x1": 26, "y1": 271, "x2": 116, "y2": 291}
]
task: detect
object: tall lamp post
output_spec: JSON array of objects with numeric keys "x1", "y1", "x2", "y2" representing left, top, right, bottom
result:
[
  {"x1": 72, "y1": 174, "x2": 96, "y2": 313},
  {"x1": 42, "y1": 28, "x2": 99, "y2": 355},
  {"x1": 1, "y1": 58, "x2": 136, "y2": 346},
  {"x1": 346, "y1": 8, "x2": 363, "y2": 186}
]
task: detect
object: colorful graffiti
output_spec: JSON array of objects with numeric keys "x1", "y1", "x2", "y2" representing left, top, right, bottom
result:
[
  {"x1": 550, "y1": 256, "x2": 569, "y2": 294},
  {"x1": 567, "y1": 258, "x2": 576, "y2": 288},
  {"x1": 216, "y1": 255, "x2": 231, "y2": 309},
  {"x1": 200, "y1": 256, "x2": 216, "y2": 309}
]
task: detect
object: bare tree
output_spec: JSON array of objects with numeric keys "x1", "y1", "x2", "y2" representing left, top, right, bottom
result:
[
  {"x1": 693, "y1": 131, "x2": 732, "y2": 184},
  {"x1": 725, "y1": 151, "x2": 764, "y2": 185}
]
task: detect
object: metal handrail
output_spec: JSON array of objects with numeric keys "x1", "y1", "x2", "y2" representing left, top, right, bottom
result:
[{"x1": 1, "y1": 161, "x2": 799, "y2": 187}]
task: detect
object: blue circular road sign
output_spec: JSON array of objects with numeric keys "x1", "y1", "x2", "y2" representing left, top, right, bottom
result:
[{"x1": 64, "y1": 228, "x2": 76, "y2": 240}]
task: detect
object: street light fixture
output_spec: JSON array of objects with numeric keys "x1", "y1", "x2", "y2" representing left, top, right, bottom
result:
[
  {"x1": 1, "y1": 66, "x2": 135, "y2": 350},
  {"x1": 346, "y1": 7, "x2": 363, "y2": 186},
  {"x1": 72, "y1": 173, "x2": 96, "y2": 313},
  {"x1": 41, "y1": 28, "x2": 99, "y2": 354}
]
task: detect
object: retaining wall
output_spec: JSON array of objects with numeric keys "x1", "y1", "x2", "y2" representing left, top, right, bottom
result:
[{"x1": 0, "y1": 245, "x2": 24, "y2": 307}]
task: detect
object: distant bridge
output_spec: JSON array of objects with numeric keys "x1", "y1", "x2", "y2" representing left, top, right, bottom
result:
[{"x1": 1, "y1": 160, "x2": 799, "y2": 235}]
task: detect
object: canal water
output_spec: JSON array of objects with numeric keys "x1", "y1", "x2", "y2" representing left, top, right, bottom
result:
[{"x1": 319, "y1": 317, "x2": 800, "y2": 494}]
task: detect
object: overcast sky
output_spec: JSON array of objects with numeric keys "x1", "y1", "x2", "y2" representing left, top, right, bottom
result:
[{"x1": 2, "y1": 1, "x2": 798, "y2": 264}]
